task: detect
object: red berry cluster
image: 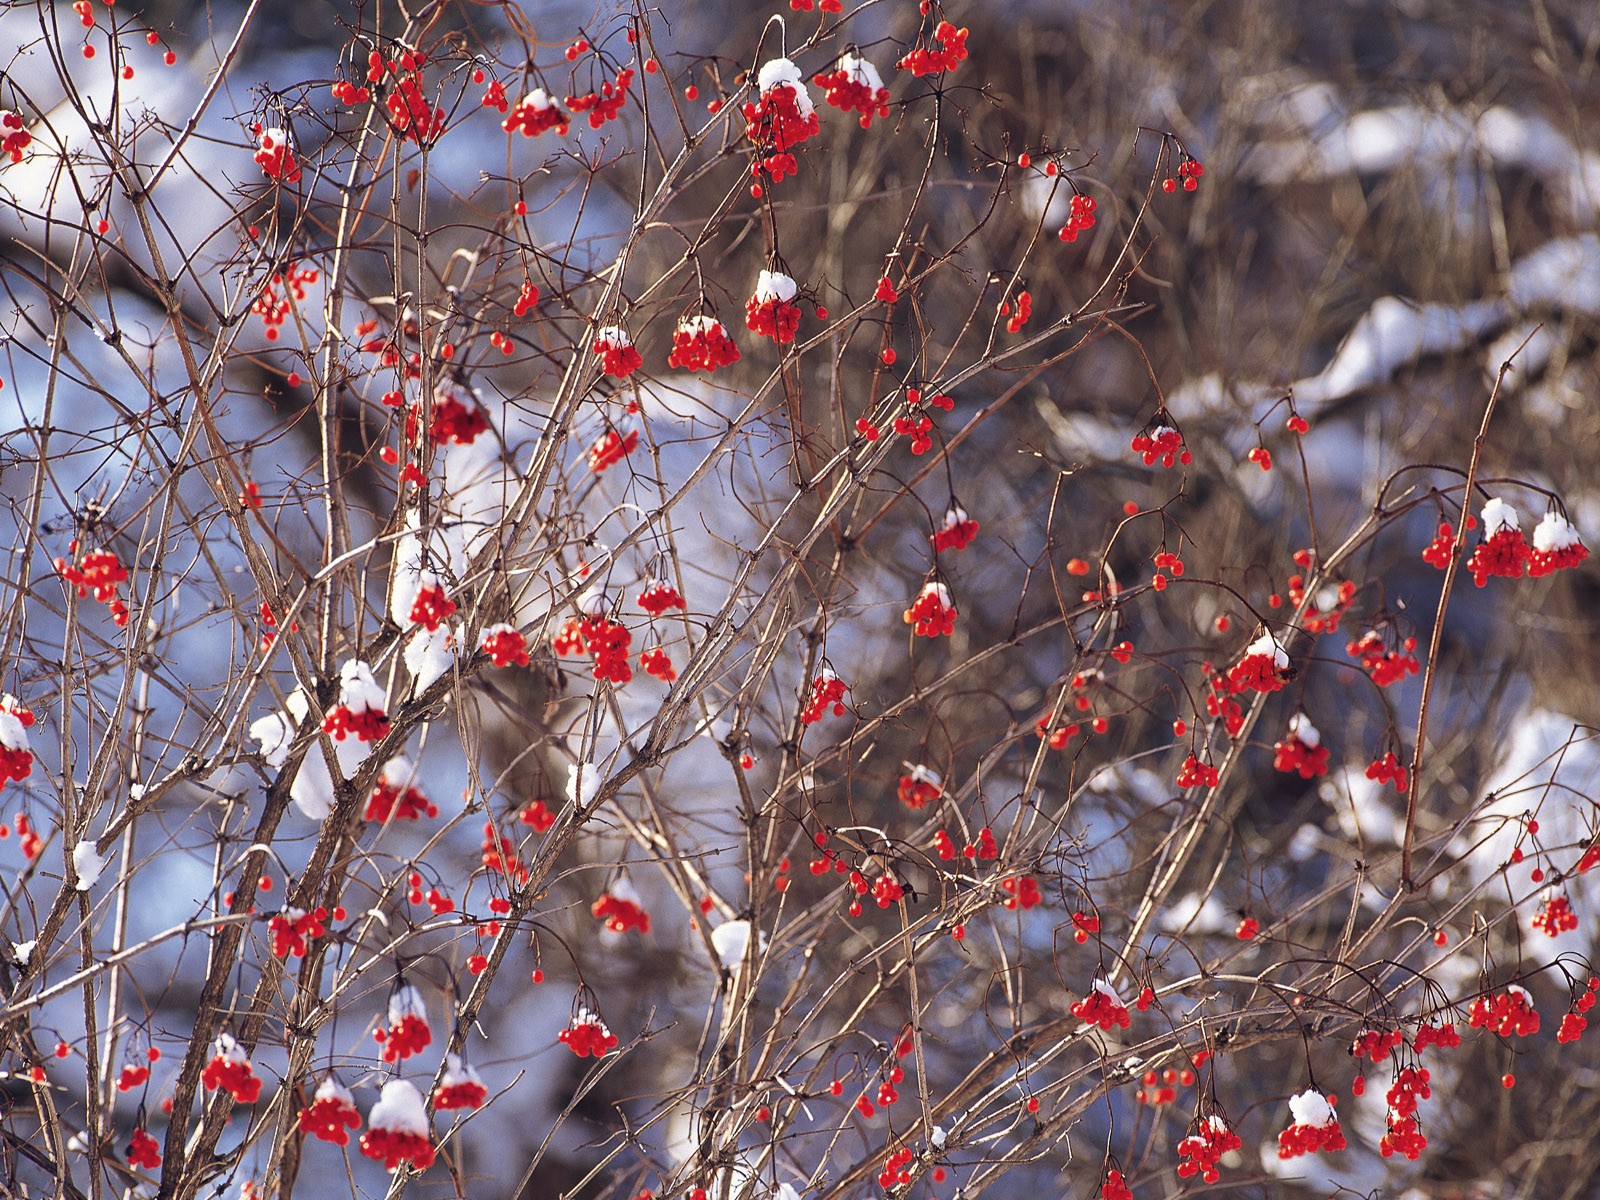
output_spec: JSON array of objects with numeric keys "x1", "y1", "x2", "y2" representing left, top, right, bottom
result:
[
  {"x1": 592, "y1": 329, "x2": 644, "y2": 378},
  {"x1": 1001, "y1": 874, "x2": 1043, "y2": 910},
  {"x1": 1347, "y1": 630, "x2": 1421, "y2": 686},
  {"x1": 1036, "y1": 715, "x2": 1080, "y2": 750},
  {"x1": 13, "y1": 811, "x2": 42, "y2": 860},
  {"x1": 588, "y1": 427, "x2": 640, "y2": 473},
  {"x1": 1276, "y1": 1118, "x2": 1345, "y2": 1159},
  {"x1": 1557, "y1": 979, "x2": 1598, "y2": 1043},
  {"x1": 801, "y1": 671, "x2": 849, "y2": 724},
  {"x1": 1528, "y1": 511, "x2": 1589, "y2": 576},
  {"x1": 1071, "y1": 911, "x2": 1100, "y2": 943},
  {"x1": 1365, "y1": 751, "x2": 1408, "y2": 793},
  {"x1": 0, "y1": 698, "x2": 35, "y2": 789},
  {"x1": 1531, "y1": 889, "x2": 1579, "y2": 937},
  {"x1": 359, "y1": 1125, "x2": 436, "y2": 1172},
  {"x1": 200, "y1": 1035, "x2": 263, "y2": 1104},
  {"x1": 480, "y1": 820, "x2": 529, "y2": 882},
  {"x1": 430, "y1": 391, "x2": 490, "y2": 445},
  {"x1": 250, "y1": 263, "x2": 318, "y2": 340},
  {"x1": 479, "y1": 624, "x2": 530, "y2": 668},
  {"x1": 1297, "y1": 574, "x2": 1358, "y2": 635},
  {"x1": 637, "y1": 581, "x2": 686, "y2": 615},
  {"x1": 745, "y1": 294, "x2": 803, "y2": 344},
  {"x1": 1000, "y1": 289, "x2": 1032, "y2": 333},
  {"x1": 1202, "y1": 673, "x2": 1245, "y2": 738},
  {"x1": 567, "y1": 67, "x2": 634, "y2": 129},
  {"x1": 1130, "y1": 424, "x2": 1190, "y2": 467},
  {"x1": 639, "y1": 645, "x2": 675, "y2": 682},
  {"x1": 667, "y1": 316, "x2": 741, "y2": 372},
  {"x1": 519, "y1": 799, "x2": 557, "y2": 833},
  {"x1": 408, "y1": 582, "x2": 457, "y2": 632},
  {"x1": 559, "y1": 1011, "x2": 618, "y2": 1057},
  {"x1": 812, "y1": 59, "x2": 891, "y2": 129},
  {"x1": 1135, "y1": 1063, "x2": 1193, "y2": 1105},
  {"x1": 1466, "y1": 500, "x2": 1531, "y2": 585},
  {"x1": 374, "y1": 1015, "x2": 432, "y2": 1067},
  {"x1": 127, "y1": 1127, "x2": 162, "y2": 1170},
  {"x1": 903, "y1": 582, "x2": 957, "y2": 637},
  {"x1": 251, "y1": 125, "x2": 301, "y2": 184},
  {"x1": 433, "y1": 1060, "x2": 489, "y2": 1110},
  {"x1": 364, "y1": 49, "x2": 446, "y2": 145},
  {"x1": 2, "y1": 110, "x2": 34, "y2": 165},
  {"x1": 1412, "y1": 1020, "x2": 1461, "y2": 1052},
  {"x1": 1468, "y1": 986, "x2": 1540, "y2": 1036},
  {"x1": 1071, "y1": 984, "x2": 1131, "y2": 1030},
  {"x1": 965, "y1": 826, "x2": 1000, "y2": 860},
  {"x1": 592, "y1": 890, "x2": 652, "y2": 934},
  {"x1": 117, "y1": 1062, "x2": 151, "y2": 1092},
  {"x1": 1175, "y1": 1116, "x2": 1241, "y2": 1183},
  {"x1": 1223, "y1": 641, "x2": 1289, "y2": 694},
  {"x1": 365, "y1": 778, "x2": 437, "y2": 823},
  {"x1": 322, "y1": 703, "x2": 389, "y2": 743},
  {"x1": 1421, "y1": 520, "x2": 1457, "y2": 568},
  {"x1": 743, "y1": 74, "x2": 820, "y2": 162},
  {"x1": 1101, "y1": 1168, "x2": 1133, "y2": 1200},
  {"x1": 897, "y1": 768, "x2": 942, "y2": 809},
  {"x1": 404, "y1": 872, "x2": 453, "y2": 912},
  {"x1": 1349, "y1": 1027, "x2": 1404, "y2": 1062},
  {"x1": 1273, "y1": 733, "x2": 1330, "y2": 779},
  {"x1": 891, "y1": 388, "x2": 953, "y2": 455},
  {"x1": 267, "y1": 906, "x2": 329, "y2": 958},
  {"x1": 932, "y1": 507, "x2": 979, "y2": 551},
  {"x1": 870, "y1": 872, "x2": 905, "y2": 908},
  {"x1": 876, "y1": 1144, "x2": 914, "y2": 1189},
  {"x1": 1385, "y1": 1065, "x2": 1431, "y2": 1117},
  {"x1": 1161, "y1": 158, "x2": 1204, "y2": 193},
  {"x1": 552, "y1": 614, "x2": 633, "y2": 683},
  {"x1": 1235, "y1": 916, "x2": 1259, "y2": 940},
  {"x1": 503, "y1": 88, "x2": 569, "y2": 137},
  {"x1": 1379, "y1": 1111, "x2": 1426, "y2": 1160},
  {"x1": 331, "y1": 77, "x2": 372, "y2": 106},
  {"x1": 1058, "y1": 193, "x2": 1097, "y2": 242},
  {"x1": 55, "y1": 546, "x2": 131, "y2": 627},
  {"x1": 897, "y1": 21, "x2": 969, "y2": 77},
  {"x1": 298, "y1": 1077, "x2": 363, "y2": 1145},
  {"x1": 1175, "y1": 753, "x2": 1219, "y2": 789},
  {"x1": 478, "y1": 76, "x2": 508, "y2": 114}
]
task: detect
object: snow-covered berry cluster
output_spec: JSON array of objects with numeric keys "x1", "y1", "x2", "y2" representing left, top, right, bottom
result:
[
  {"x1": 1272, "y1": 713, "x2": 1329, "y2": 778},
  {"x1": 1071, "y1": 980, "x2": 1131, "y2": 1030},
  {"x1": 745, "y1": 270, "x2": 802, "y2": 344},
  {"x1": 592, "y1": 877, "x2": 652, "y2": 934},
  {"x1": 502, "y1": 88, "x2": 569, "y2": 137},
  {"x1": 592, "y1": 326, "x2": 644, "y2": 378},
  {"x1": 812, "y1": 53, "x2": 891, "y2": 128},
  {"x1": 1130, "y1": 424, "x2": 1190, "y2": 468},
  {"x1": 903, "y1": 581, "x2": 957, "y2": 637},
  {"x1": 559, "y1": 1006, "x2": 619, "y2": 1057},
  {"x1": 801, "y1": 669, "x2": 849, "y2": 724},
  {"x1": 1175, "y1": 1115, "x2": 1240, "y2": 1183},
  {"x1": 932, "y1": 506, "x2": 980, "y2": 552},
  {"x1": 1276, "y1": 1089, "x2": 1346, "y2": 1159},
  {"x1": 253, "y1": 125, "x2": 301, "y2": 183},
  {"x1": 667, "y1": 315, "x2": 741, "y2": 372}
]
